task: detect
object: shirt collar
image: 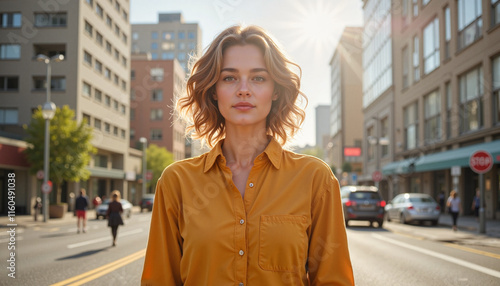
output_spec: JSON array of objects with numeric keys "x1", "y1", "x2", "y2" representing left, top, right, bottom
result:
[{"x1": 204, "y1": 137, "x2": 283, "y2": 173}]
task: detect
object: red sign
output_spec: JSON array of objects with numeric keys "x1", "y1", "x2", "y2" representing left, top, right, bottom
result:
[
  {"x1": 469, "y1": 150, "x2": 493, "y2": 174},
  {"x1": 36, "y1": 170, "x2": 44, "y2": 180},
  {"x1": 372, "y1": 171, "x2": 382, "y2": 182},
  {"x1": 41, "y1": 181, "x2": 53, "y2": 194},
  {"x1": 344, "y1": 147, "x2": 361, "y2": 157}
]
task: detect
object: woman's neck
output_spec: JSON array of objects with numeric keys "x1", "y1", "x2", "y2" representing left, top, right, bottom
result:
[{"x1": 222, "y1": 130, "x2": 270, "y2": 167}]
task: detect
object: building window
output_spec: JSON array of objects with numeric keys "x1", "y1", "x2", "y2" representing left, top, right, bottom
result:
[
  {"x1": 459, "y1": 66, "x2": 483, "y2": 133},
  {"x1": 95, "y1": 60, "x2": 102, "y2": 73},
  {"x1": 104, "y1": 123, "x2": 110, "y2": 133},
  {"x1": 106, "y1": 41, "x2": 112, "y2": 53},
  {"x1": 161, "y1": 52, "x2": 174, "y2": 60},
  {"x1": 0, "y1": 44, "x2": 20, "y2": 59},
  {"x1": 423, "y1": 0, "x2": 431, "y2": 6},
  {"x1": 95, "y1": 4, "x2": 103, "y2": 18},
  {"x1": 131, "y1": 70, "x2": 135, "y2": 81},
  {"x1": 493, "y1": 56, "x2": 500, "y2": 124},
  {"x1": 121, "y1": 129, "x2": 125, "y2": 139},
  {"x1": 115, "y1": 1, "x2": 120, "y2": 12},
  {"x1": 1, "y1": 12, "x2": 21, "y2": 28},
  {"x1": 423, "y1": 17, "x2": 439, "y2": 75},
  {"x1": 121, "y1": 80, "x2": 126, "y2": 91},
  {"x1": 121, "y1": 104, "x2": 126, "y2": 115},
  {"x1": 457, "y1": 0, "x2": 482, "y2": 51},
  {"x1": 122, "y1": 33, "x2": 127, "y2": 44},
  {"x1": 113, "y1": 126, "x2": 118, "y2": 136},
  {"x1": 83, "y1": 51, "x2": 92, "y2": 65},
  {"x1": 401, "y1": 0, "x2": 409, "y2": 27},
  {"x1": 151, "y1": 89, "x2": 163, "y2": 101},
  {"x1": 413, "y1": 36, "x2": 420, "y2": 82},
  {"x1": 178, "y1": 31, "x2": 185, "y2": 39},
  {"x1": 493, "y1": 0, "x2": 500, "y2": 27},
  {"x1": 114, "y1": 49, "x2": 119, "y2": 60},
  {"x1": 151, "y1": 129, "x2": 162, "y2": 140},
  {"x1": 163, "y1": 31, "x2": 174, "y2": 40},
  {"x1": 130, "y1": 108, "x2": 135, "y2": 120},
  {"x1": 95, "y1": 154, "x2": 108, "y2": 168},
  {"x1": 150, "y1": 109, "x2": 163, "y2": 120},
  {"x1": 83, "y1": 113, "x2": 91, "y2": 125},
  {"x1": 82, "y1": 82, "x2": 91, "y2": 97},
  {"x1": 424, "y1": 90, "x2": 441, "y2": 144},
  {"x1": 151, "y1": 53, "x2": 158, "y2": 60},
  {"x1": 404, "y1": 102, "x2": 418, "y2": 150},
  {"x1": 121, "y1": 56, "x2": 127, "y2": 67},
  {"x1": 188, "y1": 31, "x2": 195, "y2": 39},
  {"x1": 412, "y1": 0, "x2": 418, "y2": 17},
  {"x1": 187, "y1": 42, "x2": 196, "y2": 50},
  {"x1": 0, "y1": 76, "x2": 19, "y2": 91},
  {"x1": 33, "y1": 44, "x2": 66, "y2": 58},
  {"x1": 96, "y1": 31, "x2": 103, "y2": 46},
  {"x1": 95, "y1": 88, "x2": 102, "y2": 102},
  {"x1": 84, "y1": 21, "x2": 93, "y2": 36},
  {"x1": 114, "y1": 74, "x2": 119, "y2": 85},
  {"x1": 151, "y1": 43, "x2": 158, "y2": 50},
  {"x1": 105, "y1": 68, "x2": 111, "y2": 79},
  {"x1": 106, "y1": 15, "x2": 112, "y2": 27},
  {"x1": 367, "y1": 126, "x2": 374, "y2": 161},
  {"x1": 178, "y1": 53, "x2": 186, "y2": 61},
  {"x1": 381, "y1": 117, "x2": 389, "y2": 157},
  {"x1": 105, "y1": 95, "x2": 111, "y2": 107},
  {"x1": 0, "y1": 108, "x2": 18, "y2": 124},
  {"x1": 150, "y1": 68, "x2": 164, "y2": 81},
  {"x1": 130, "y1": 128, "x2": 135, "y2": 140},
  {"x1": 444, "y1": 6, "x2": 451, "y2": 59},
  {"x1": 85, "y1": 0, "x2": 93, "y2": 7},
  {"x1": 152, "y1": 31, "x2": 158, "y2": 39},
  {"x1": 445, "y1": 82, "x2": 452, "y2": 138},
  {"x1": 113, "y1": 99, "x2": 118, "y2": 111},
  {"x1": 122, "y1": 11, "x2": 128, "y2": 21},
  {"x1": 132, "y1": 32, "x2": 138, "y2": 40},
  {"x1": 94, "y1": 118, "x2": 101, "y2": 129},
  {"x1": 402, "y1": 46, "x2": 409, "y2": 89},
  {"x1": 114, "y1": 24, "x2": 120, "y2": 36},
  {"x1": 33, "y1": 76, "x2": 65, "y2": 91},
  {"x1": 34, "y1": 13, "x2": 67, "y2": 27}
]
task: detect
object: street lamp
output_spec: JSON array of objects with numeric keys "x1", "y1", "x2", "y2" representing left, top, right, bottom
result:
[
  {"x1": 37, "y1": 54, "x2": 64, "y2": 222},
  {"x1": 139, "y1": 137, "x2": 148, "y2": 198}
]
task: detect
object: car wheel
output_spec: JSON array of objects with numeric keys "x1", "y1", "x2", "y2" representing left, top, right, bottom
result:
[
  {"x1": 431, "y1": 220, "x2": 438, "y2": 226},
  {"x1": 400, "y1": 213, "x2": 407, "y2": 224},
  {"x1": 377, "y1": 220, "x2": 384, "y2": 228}
]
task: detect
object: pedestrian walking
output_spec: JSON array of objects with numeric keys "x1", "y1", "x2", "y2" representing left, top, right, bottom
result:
[
  {"x1": 141, "y1": 25, "x2": 354, "y2": 285},
  {"x1": 471, "y1": 188, "x2": 480, "y2": 221},
  {"x1": 447, "y1": 190, "x2": 462, "y2": 231},
  {"x1": 75, "y1": 189, "x2": 90, "y2": 233},
  {"x1": 107, "y1": 190, "x2": 124, "y2": 247},
  {"x1": 33, "y1": 197, "x2": 42, "y2": 221}
]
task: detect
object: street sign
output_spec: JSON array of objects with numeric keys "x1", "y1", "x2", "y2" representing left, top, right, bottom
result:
[
  {"x1": 451, "y1": 166, "x2": 461, "y2": 176},
  {"x1": 41, "y1": 181, "x2": 53, "y2": 194},
  {"x1": 36, "y1": 170, "x2": 44, "y2": 180},
  {"x1": 372, "y1": 170, "x2": 382, "y2": 182},
  {"x1": 146, "y1": 170, "x2": 153, "y2": 180},
  {"x1": 469, "y1": 150, "x2": 493, "y2": 174}
]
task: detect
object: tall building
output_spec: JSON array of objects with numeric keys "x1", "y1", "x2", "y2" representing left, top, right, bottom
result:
[
  {"x1": 130, "y1": 54, "x2": 186, "y2": 161},
  {"x1": 328, "y1": 27, "x2": 364, "y2": 181},
  {"x1": 361, "y1": 0, "x2": 395, "y2": 199},
  {"x1": 315, "y1": 105, "x2": 330, "y2": 151},
  {"x1": 378, "y1": 0, "x2": 500, "y2": 219},
  {"x1": 131, "y1": 13, "x2": 202, "y2": 74},
  {"x1": 0, "y1": 0, "x2": 138, "y2": 214}
]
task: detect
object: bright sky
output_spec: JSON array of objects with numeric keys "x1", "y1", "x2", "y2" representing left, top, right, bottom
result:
[{"x1": 130, "y1": 0, "x2": 363, "y2": 147}]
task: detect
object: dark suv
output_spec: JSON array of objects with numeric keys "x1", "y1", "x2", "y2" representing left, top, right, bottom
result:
[
  {"x1": 341, "y1": 185, "x2": 385, "y2": 228},
  {"x1": 140, "y1": 194, "x2": 155, "y2": 212}
]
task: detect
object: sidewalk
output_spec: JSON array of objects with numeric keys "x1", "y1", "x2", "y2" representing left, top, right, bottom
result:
[
  {"x1": 438, "y1": 213, "x2": 500, "y2": 238},
  {"x1": 0, "y1": 206, "x2": 141, "y2": 228}
]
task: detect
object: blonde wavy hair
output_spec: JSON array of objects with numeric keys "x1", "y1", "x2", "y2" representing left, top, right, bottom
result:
[{"x1": 177, "y1": 25, "x2": 307, "y2": 148}]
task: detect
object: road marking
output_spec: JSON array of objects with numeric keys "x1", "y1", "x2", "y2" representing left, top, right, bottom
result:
[
  {"x1": 67, "y1": 228, "x2": 143, "y2": 249},
  {"x1": 0, "y1": 236, "x2": 23, "y2": 244},
  {"x1": 51, "y1": 249, "x2": 145, "y2": 286},
  {"x1": 372, "y1": 234, "x2": 500, "y2": 279},
  {"x1": 444, "y1": 243, "x2": 500, "y2": 260}
]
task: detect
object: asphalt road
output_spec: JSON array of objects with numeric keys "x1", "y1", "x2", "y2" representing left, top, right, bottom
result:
[{"x1": 1, "y1": 213, "x2": 499, "y2": 285}]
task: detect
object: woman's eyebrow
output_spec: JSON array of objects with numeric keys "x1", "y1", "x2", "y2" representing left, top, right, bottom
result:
[{"x1": 220, "y1": 68, "x2": 269, "y2": 73}]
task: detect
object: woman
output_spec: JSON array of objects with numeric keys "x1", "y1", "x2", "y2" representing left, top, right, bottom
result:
[
  {"x1": 141, "y1": 25, "x2": 354, "y2": 285},
  {"x1": 471, "y1": 188, "x2": 480, "y2": 221},
  {"x1": 106, "y1": 190, "x2": 123, "y2": 246},
  {"x1": 447, "y1": 190, "x2": 462, "y2": 231}
]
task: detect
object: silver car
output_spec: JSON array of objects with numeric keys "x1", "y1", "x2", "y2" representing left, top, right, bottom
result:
[
  {"x1": 385, "y1": 193, "x2": 441, "y2": 225},
  {"x1": 96, "y1": 199, "x2": 132, "y2": 220}
]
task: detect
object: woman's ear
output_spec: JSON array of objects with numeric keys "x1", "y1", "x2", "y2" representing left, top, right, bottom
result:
[{"x1": 272, "y1": 93, "x2": 278, "y2": 101}]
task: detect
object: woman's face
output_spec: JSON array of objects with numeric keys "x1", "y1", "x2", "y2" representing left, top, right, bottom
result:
[{"x1": 215, "y1": 44, "x2": 276, "y2": 131}]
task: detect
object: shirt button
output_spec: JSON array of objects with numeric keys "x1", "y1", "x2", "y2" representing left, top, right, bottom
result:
[
  {"x1": 239, "y1": 283, "x2": 244, "y2": 286},
  {"x1": 239, "y1": 250, "x2": 244, "y2": 256},
  {"x1": 249, "y1": 183, "x2": 254, "y2": 188},
  {"x1": 240, "y1": 219, "x2": 245, "y2": 224}
]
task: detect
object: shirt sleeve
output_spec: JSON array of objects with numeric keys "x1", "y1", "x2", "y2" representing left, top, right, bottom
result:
[
  {"x1": 308, "y1": 175, "x2": 354, "y2": 286},
  {"x1": 141, "y1": 173, "x2": 183, "y2": 286}
]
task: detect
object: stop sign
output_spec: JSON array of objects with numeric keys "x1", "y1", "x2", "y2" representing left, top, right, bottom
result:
[
  {"x1": 372, "y1": 170, "x2": 382, "y2": 182},
  {"x1": 469, "y1": 150, "x2": 493, "y2": 174}
]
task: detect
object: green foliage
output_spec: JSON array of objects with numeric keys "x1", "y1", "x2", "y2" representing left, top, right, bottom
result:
[
  {"x1": 24, "y1": 105, "x2": 96, "y2": 202},
  {"x1": 146, "y1": 144, "x2": 174, "y2": 191},
  {"x1": 342, "y1": 162, "x2": 352, "y2": 173}
]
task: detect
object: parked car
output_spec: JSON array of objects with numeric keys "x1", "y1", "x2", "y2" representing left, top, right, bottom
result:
[
  {"x1": 96, "y1": 199, "x2": 133, "y2": 219},
  {"x1": 385, "y1": 193, "x2": 441, "y2": 225},
  {"x1": 341, "y1": 185, "x2": 386, "y2": 227},
  {"x1": 140, "y1": 194, "x2": 155, "y2": 212}
]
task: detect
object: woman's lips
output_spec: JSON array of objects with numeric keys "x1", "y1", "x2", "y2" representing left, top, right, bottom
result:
[{"x1": 233, "y1": 102, "x2": 255, "y2": 110}]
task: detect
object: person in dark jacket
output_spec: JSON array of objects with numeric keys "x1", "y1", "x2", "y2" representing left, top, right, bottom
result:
[
  {"x1": 75, "y1": 189, "x2": 90, "y2": 233},
  {"x1": 107, "y1": 190, "x2": 124, "y2": 246}
]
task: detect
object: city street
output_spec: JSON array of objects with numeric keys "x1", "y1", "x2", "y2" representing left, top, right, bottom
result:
[{"x1": 1, "y1": 212, "x2": 500, "y2": 285}]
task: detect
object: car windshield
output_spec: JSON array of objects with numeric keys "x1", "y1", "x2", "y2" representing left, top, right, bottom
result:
[
  {"x1": 409, "y1": 196, "x2": 434, "y2": 203},
  {"x1": 350, "y1": 192, "x2": 380, "y2": 200}
]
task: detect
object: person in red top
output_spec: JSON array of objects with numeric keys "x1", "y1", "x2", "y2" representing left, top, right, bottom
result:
[{"x1": 141, "y1": 25, "x2": 354, "y2": 285}]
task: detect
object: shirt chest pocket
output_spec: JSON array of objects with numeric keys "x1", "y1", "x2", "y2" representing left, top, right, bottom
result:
[{"x1": 259, "y1": 215, "x2": 308, "y2": 273}]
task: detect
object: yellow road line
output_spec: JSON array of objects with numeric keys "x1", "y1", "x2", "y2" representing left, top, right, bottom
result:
[
  {"x1": 51, "y1": 249, "x2": 145, "y2": 286},
  {"x1": 444, "y1": 243, "x2": 500, "y2": 260}
]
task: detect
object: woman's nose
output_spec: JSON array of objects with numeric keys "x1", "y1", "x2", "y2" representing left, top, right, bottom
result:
[{"x1": 237, "y1": 81, "x2": 250, "y2": 97}]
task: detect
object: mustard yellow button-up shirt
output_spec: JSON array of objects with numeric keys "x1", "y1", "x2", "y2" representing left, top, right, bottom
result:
[{"x1": 141, "y1": 138, "x2": 354, "y2": 285}]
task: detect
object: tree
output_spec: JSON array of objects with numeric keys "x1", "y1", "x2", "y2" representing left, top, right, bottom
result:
[
  {"x1": 24, "y1": 105, "x2": 96, "y2": 203},
  {"x1": 146, "y1": 144, "x2": 174, "y2": 191},
  {"x1": 342, "y1": 162, "x2": 352, "y2": 173}
]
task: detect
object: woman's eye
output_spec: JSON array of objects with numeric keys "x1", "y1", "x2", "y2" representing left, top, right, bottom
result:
[
  {"x1": 254, "y1": 76, "x2": 265, "y2": 82},
  {"x1": 223, "y1": 76, "x2": 235, "y2": 82}
]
